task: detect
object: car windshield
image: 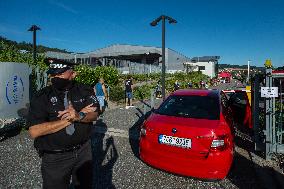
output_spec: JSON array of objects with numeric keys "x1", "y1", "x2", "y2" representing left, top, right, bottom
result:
[
  {"x1": 156, "y1": 95, "x2": 220, "y2": 120},
  {"x1": 230, "y1": 92, "x2": 247, "y2": 105}
]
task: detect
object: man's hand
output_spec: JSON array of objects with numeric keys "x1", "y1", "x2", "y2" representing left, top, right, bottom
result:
[
  {"x1": 58, "y1": 103, "x2": 97, "y2": 122},
  {"x1": 58, "y1": 102, "x2": 79, "y2": 122},
  {"x1": 80, "y1": 103, "x2": 97, "y2": 113}
]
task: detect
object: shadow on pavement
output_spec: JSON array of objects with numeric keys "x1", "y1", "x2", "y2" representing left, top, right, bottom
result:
[
  {"x1": 91, "y1": 119, "x2": 118, "y2": 189},
  {"x1": 226, "y1": 150, "x2": 284, "y2": 189},
  {"x1": 226, "y1": 151, "x2": 260, "y2": 189},
  {"x1": 227, "y1": 134, "x2": 284, "y2": 189},
  {"x1": 0, "y1": 119, "x2": 23, "y2": 142},
  {"x1": 0, "y1": 103, "x2": 29, "y2": 142}
]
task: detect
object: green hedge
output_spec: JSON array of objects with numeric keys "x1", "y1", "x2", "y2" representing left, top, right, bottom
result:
[
  {"x1": 133, "y1": 84, "x2": 155, "y2": 100},
  {"x1": 109, "y1": 83, "x2": 155, "y2": 102},
  {"x1": 74, "y1": 65, "x2": 119, "y2": 86},
  {"x1": 119, "y1": 73, "x2": 161, "y2": 82},
  {"x1": 109, "y1": 85, "x2": 125, "y2": 102}
]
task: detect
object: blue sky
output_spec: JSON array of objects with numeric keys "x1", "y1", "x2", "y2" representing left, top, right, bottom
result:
[{"x1": 0, "y1": 0, "x2": 284, "y2": 67}]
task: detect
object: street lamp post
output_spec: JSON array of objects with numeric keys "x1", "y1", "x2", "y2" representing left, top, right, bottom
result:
[
  {"x1": 150, "y1": 15, "x2": 177, "y2": 100},
  {"x1": 28, "y1": 25, "x2": 41, "y2": 63}
]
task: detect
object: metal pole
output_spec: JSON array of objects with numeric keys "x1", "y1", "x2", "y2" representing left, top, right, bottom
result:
[
  {"x1": 33, "y1": 29, "x2": 37, "y2": 64},
  {"x1": 151, "y1": 89, "x2": 155, "y2": 108},
  {"x1": 28, "y1": 25, "x2": 40, "y2": 64},
  {"x1": 279, "y1": 79, "x2": 283, "y2": 144},
  {"x1": 247, "y1": 60, "x2": 250, "y2": 84},
  {"x1": 253, "y1": 75, "x2": 261, "y2": 151},
  {"x1": 162, "y1": 16, "x2": 166, "y2": 101},
  {"x1": 265, "y1": 68, "x2": 273, "y2": 159}
]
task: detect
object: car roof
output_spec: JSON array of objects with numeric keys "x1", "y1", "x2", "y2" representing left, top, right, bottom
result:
[{"x1": 171, "y1": 89, "x2": 220, "y2": 97}]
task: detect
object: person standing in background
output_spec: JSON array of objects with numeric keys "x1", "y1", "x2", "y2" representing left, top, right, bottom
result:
[
  {"x1": 94, "y1": 78, "x2": 108, "y2": 114},
  {"x1": 174, "y1": 80, "x2": 180, "y2": 91},
  {"x1": 187, "y1": 80, "x2": 193, "y2": 88},
  {"x1": 125, "y1": 75, "x2": 134, "y2": 108}
]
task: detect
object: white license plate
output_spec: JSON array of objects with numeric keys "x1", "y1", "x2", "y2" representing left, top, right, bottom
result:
[{"x1": 158, "y1": 135, "x2": 191, "y2": 148}]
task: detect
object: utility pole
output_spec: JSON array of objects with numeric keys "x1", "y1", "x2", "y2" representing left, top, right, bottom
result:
[{"x1": 28, "y1": 25, "x2": 41, "y2": 64}]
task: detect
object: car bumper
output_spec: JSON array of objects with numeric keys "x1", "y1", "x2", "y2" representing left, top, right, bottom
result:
[{"x1": 139, "y1": 139, "x2": 233, "y2": 180}]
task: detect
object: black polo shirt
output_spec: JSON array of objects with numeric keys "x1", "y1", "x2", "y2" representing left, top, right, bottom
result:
[
  {"x1": 125, "y1": 79, "x2": 133, "y2": 92},
  {"x1": 28, "y1": 83, "x2": 99, "y2": 151}
]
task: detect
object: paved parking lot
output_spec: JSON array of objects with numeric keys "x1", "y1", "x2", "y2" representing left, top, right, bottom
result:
[{"x1": 2, "y1": 103, "x2": 283, "y2": 189}]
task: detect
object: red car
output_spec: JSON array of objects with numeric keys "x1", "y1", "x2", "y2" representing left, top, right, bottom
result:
[{"x1": 139, "y1": 89, "x2": 235, "y2": 180}]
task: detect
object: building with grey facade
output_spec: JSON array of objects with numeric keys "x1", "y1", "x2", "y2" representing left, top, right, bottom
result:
[
  {"x1": 46, "y1": 44, "x2": 190, "y2": 74},
  {"x1": 45, "y1": 44, "x2": 219, "y2": 77}
]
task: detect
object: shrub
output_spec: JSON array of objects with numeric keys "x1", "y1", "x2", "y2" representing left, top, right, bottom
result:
[
  {"x1": 74, "y1": 65, "x2": 119, "y2": 86},
  {"x1": 109, "y1": 85, "x2": 125, "y2": 102},
  {"x1": 133, "y1": 84, "x2": 155, "y2": 100}
]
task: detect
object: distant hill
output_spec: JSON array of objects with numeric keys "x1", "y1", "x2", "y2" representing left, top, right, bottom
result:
[
  {"x1": 0, "y1": 36, "x2": 70, "y2": 54},
  {"x1": 276, "y1": 66, "x2": 284, "y2": 70},
  {"x1": 218, "y1": 63, "x2": 263, "y2": 69},
  {"x1": 219, "y1": 63, "x2": 284, "y2": 70}
]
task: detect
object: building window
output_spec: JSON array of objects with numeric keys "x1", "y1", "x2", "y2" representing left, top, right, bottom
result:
[{"x1": 199, "y1": 66, "x2": 205, "y2": 71}]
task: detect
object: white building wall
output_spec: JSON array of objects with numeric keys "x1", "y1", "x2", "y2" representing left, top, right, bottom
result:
[{"x1": 190, "y1": 61, "x2": 216, "y2": 78}]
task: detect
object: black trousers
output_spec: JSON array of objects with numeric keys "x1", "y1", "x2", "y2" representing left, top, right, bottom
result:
[{"x1": 41, "y1": 140, "x2": 93, "y2": 189}]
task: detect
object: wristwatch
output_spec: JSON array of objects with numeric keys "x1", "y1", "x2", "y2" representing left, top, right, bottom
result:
[{"x1": 78, "y1": 111, "x2": 86, "y2": 122}]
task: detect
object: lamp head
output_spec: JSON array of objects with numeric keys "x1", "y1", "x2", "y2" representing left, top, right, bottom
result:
[
  {"x1": 150, "y1": 21, "x2": 158, "y2": 26},
  {"x1": 167, "y1": 17, "x2": 177, "y2": 24},
  {"x1": 28, "y1": 25, "x2": 41, "y2": 32},
  {"x1": 150, "y1": 16, "x2": 163, "y2": 26},
  {"x1": 169, "y1": 19, "x2": 177, "y2": 24}
]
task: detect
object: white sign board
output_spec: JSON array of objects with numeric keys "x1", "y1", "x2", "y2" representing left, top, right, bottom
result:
[
  {"x1": 261, "y1": 87, "x2": 278, "y2": 98},
  {"x1": 0, "y1": 62, "x2": 30, "y2": 119}
]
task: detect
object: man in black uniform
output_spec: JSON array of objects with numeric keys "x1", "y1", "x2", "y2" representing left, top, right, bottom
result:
[{"x1": 28, "y1": 58, "x2": 99, "y2": 189}]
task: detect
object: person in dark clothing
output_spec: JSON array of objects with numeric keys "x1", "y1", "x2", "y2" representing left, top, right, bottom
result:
[
  {"x1": 174, "y1": 80, "x2": 180, "y2": 91},
  {"x1": 28, "y1": 58, "x2": 99, "y2": 189},
  {"x1": 155, "y1": 80, "x2": 162, "y2": 98},
  {"x1": 125, "y1": 75, "x2": 134, "y2": 108},
  {"x1": 187, "y1": 80, "x2": 193, "y2": 88}
]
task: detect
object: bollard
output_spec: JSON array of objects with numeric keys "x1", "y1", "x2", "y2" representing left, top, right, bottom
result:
[
  {"x1": 0, "y1": 118, "x2": 4, "y2": 129},
  {"x1": 143, "y1": 103, "x2": 147, "y2": 116},
  {"x1": 151, "y1": 89, "x2": 155, "y2": 108}
]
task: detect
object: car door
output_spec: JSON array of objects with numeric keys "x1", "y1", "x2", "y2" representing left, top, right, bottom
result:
[
  {"x1": 220, "y1": 92, "x2": 233, "y2": 130},
  {"x1": 228, "y1": 91, "x2": 252, "y2": 133}
]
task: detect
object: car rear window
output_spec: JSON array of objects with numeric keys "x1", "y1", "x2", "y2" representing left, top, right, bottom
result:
[{"x1": 156, "y1": 95, "x2": 220, "y2": 120}]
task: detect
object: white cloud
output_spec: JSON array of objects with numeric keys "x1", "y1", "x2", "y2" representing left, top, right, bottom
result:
[{"x1": 49, "y1": 1, "x2": 78, "y2": 14}]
